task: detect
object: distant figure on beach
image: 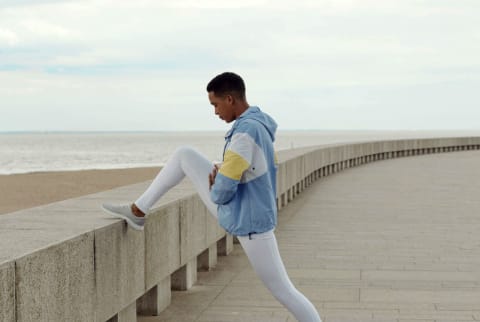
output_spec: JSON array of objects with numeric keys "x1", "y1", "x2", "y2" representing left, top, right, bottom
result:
[{"x1": 102, "y1": 72, "x2": 322, "y2": 322}]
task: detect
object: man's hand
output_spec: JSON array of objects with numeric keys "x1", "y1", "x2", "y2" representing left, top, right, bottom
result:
[{"x1": 209, "y1": 164, "x2": 220, "y2": 190}]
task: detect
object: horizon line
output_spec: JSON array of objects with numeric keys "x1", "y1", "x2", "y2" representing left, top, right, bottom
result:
[{"x1": 2, "y1": 129, "x2": 480, "y2": 134}]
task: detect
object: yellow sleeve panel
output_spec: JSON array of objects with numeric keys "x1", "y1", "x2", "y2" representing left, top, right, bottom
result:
[{"x1": 219, "y1": 150, "x2": 251, "y2": 181}]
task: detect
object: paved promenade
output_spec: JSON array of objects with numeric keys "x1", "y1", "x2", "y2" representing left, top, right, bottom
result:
[{"x1": 139, "y1": 150, "x2": 480, "y2": 322}]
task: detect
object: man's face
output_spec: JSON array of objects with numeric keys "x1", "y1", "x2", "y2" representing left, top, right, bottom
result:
[{"x1": 208, "y1": 91, "x2": 235, "y2": 123}]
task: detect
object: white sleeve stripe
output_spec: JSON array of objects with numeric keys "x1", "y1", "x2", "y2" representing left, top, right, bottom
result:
[{"x1": 227, "y1": 132, "x2": 256, "y2": 164}]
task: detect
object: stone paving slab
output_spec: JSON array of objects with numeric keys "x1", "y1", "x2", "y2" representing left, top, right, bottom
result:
[{"x1": 139, "y1": 150, "x2": 480, "y2": 322}]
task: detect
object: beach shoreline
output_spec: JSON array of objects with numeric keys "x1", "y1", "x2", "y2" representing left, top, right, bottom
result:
[{"x1": 0, "y1": 167, "x2": 160, "y2": 215}]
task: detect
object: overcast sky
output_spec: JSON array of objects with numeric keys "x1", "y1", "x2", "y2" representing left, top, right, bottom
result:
[{"x1": 1, "y1": 0, "x2": 479, "y2": 132}]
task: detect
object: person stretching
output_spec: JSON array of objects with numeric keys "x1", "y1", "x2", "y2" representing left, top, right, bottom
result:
[{"x1": 102, "y1": 72, "x2": 322, "y2": 322}]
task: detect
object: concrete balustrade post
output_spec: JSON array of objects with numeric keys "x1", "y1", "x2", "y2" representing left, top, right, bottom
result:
[
  {"x1": 0, "y1": 262, "x2": 14, "y2": 322},
  {"x1": 198, "y1": 244, "x2": 218, "y2": 271},
  {"x1": 137, "y1": 277, "x2": 171, "y2": 316},
  {"x1": 171, "y1": 258, "x2": 197, "y2": 291},
  {"x1": 278, "y1": 193, "x2": 286, "y2": 209},
  {"x1": 107, "y1": 302, "x2": 137, "y2": 322},
  {"x1": 218, "y1": 234, "x2": 234, "y2": 256}
]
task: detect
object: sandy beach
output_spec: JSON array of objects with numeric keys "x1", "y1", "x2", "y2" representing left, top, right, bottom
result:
[{"x1": 0, "y1": 167, "x2": 160, "y2": 215}]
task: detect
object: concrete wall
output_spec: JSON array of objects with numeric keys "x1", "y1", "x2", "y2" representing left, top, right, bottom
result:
[{"x1": 1, "y1": 136, "x2": 479, "y2": 322}]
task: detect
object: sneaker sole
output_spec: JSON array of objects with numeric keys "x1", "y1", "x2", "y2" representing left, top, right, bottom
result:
[{"x1": 101, "y1": 205, "x2": 145, "y2": 231}]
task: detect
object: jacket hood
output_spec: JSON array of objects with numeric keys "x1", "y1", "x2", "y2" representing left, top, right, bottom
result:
[{"x1": 226, "y1": 106, "x2": 277, "y2": 141}]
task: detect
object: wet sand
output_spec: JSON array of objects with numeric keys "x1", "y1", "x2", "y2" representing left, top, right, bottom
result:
[{"x1": 0, "y1": 167, "x2": 160, "y2": 215}]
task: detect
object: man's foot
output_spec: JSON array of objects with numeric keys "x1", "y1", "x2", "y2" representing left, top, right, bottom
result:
[{"x1": 102, "y1": 203, "x2": 145, "y2": 231}]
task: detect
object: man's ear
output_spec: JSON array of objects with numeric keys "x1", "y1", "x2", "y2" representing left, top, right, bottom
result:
[{"x1": 226, "y1": 94, "x2": 234, "y2": 105}]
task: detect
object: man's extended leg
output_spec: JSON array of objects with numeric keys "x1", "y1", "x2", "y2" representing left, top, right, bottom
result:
[
  {"x1": 103, "y1": 146, "x2": 218, "y2": 230},
  {"x1": 237, "y1": 230, "x2": 322, "y2": 322}
]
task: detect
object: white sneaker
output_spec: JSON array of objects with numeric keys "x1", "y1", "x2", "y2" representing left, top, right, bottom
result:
[{"x1": 102, "y1": 203, "x2": 145, "y2": 231}]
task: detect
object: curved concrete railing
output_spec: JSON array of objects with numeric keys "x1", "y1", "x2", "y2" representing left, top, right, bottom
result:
[{"x1": 1, "y1": 136, "x2": 479, "y2": 322}]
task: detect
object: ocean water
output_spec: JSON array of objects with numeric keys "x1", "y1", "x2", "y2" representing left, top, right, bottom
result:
[{"x1": 1, "y1": 130, "x2": 480, "y2": 175}]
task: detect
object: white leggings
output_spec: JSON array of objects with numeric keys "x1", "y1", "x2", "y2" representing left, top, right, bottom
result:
[{"x1": 135, "y1": 146, "x2": 322, "y2": 322}]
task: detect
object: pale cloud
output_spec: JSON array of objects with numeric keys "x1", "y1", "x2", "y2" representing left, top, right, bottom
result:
[
  {"x1": 19, "y1": 19, "x2": 75, "y2": 40},
  {"x1": 0, "y1": 28, "x2": 18, "y2": 46}
]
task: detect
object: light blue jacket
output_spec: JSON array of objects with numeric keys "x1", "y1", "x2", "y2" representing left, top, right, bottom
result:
[{"x1": 210, "y1": 106, "x2": 278, "y2": 236}]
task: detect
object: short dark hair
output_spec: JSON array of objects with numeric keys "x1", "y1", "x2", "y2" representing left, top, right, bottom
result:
[{"x1": 206, "y1": 72, "x2": 246, "y2": 100}]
